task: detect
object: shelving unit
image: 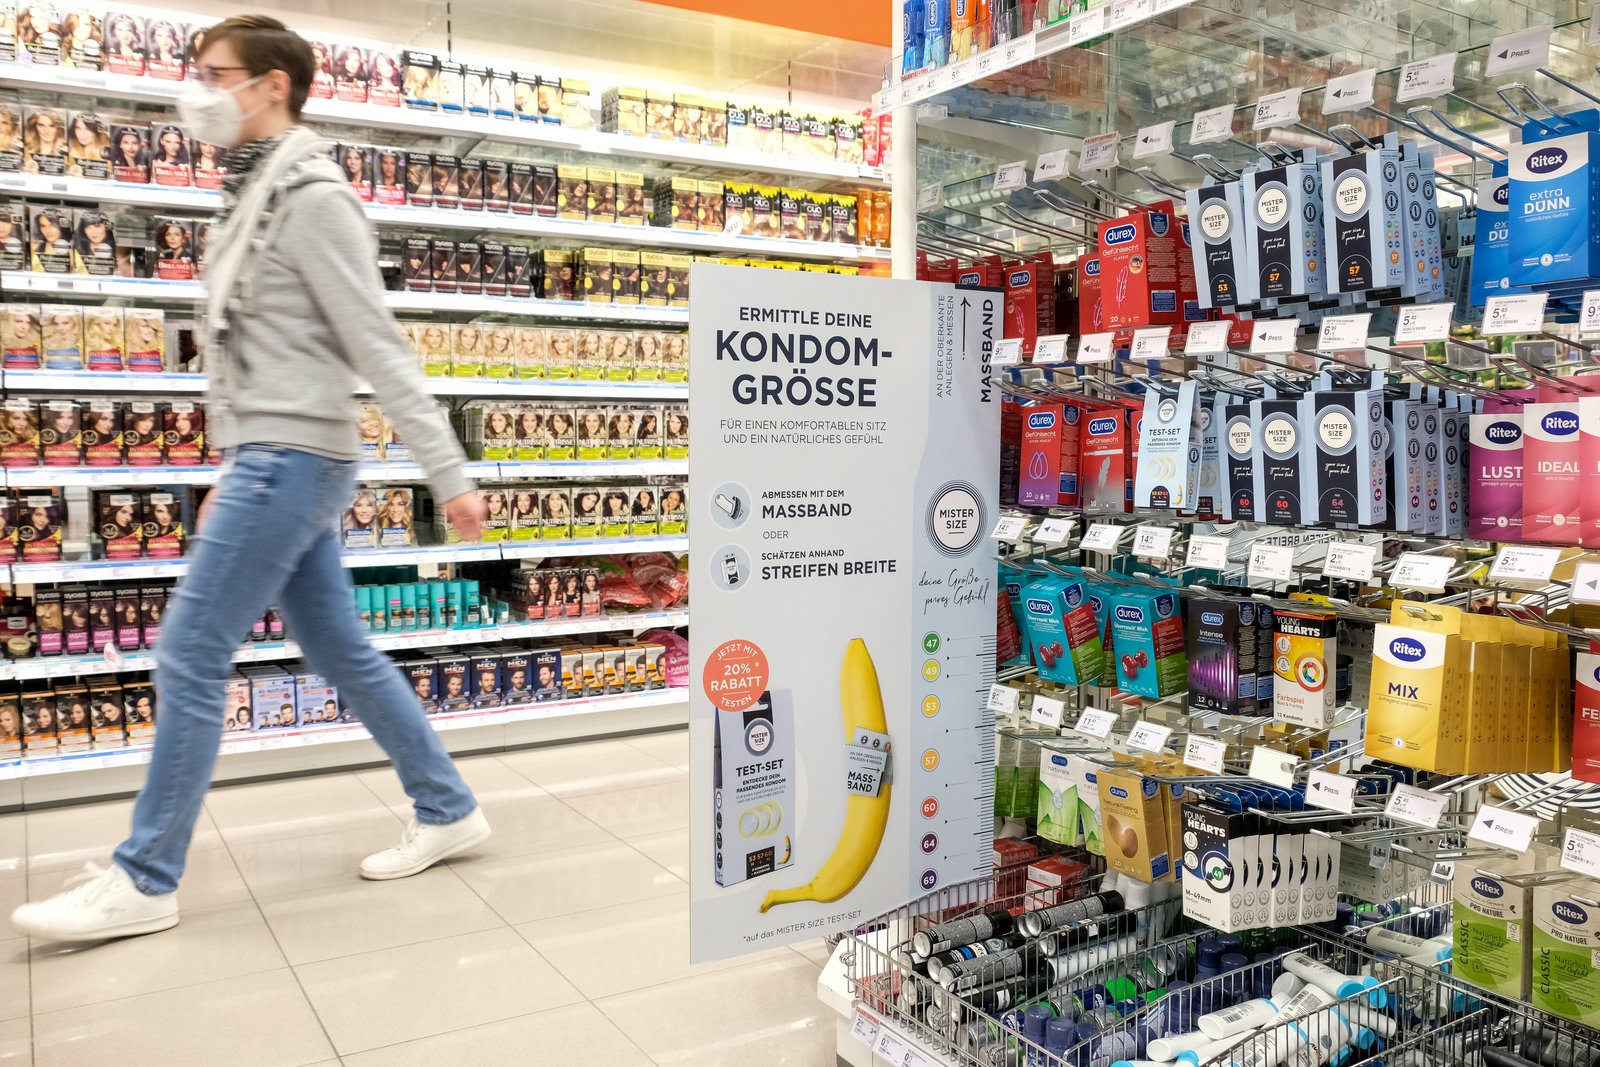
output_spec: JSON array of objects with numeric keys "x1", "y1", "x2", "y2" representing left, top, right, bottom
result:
[
  {"x1": 0, "y1": 459, "x2": 687, "y2": 488},
  {"x1": 2, "y1": 369, "x2": 689, "y2": 400}
]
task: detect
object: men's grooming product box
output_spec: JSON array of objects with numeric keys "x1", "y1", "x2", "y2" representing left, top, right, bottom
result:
[
  {"x1": 1186, "y1": 596, "x2": 1258, "y2": 716},
  {"x1": 408, "y1": 658, "x2": 439, "y2": 714},
  {"x1": 1185, "y1": 181, "x2": 1249, "y2": 308},
  {"x1": 1271, "y1": 610, "x2": 1337, "y2": 729},
  {"x1": 1243, "y1": 153, "x2": 1327, "y2": 302},
  {"x1": 713, "y1": 689, "x2": 795, "y2": 887},
  {"x1": 437, "y1": 653, "x2": 472, "y2": 710},
  {"x1": 1321, "y1": 146, "x2": 1404, "y2": 294},
  {"x1": 247, "y1": 666, "x2": 297, "y2": 730}
]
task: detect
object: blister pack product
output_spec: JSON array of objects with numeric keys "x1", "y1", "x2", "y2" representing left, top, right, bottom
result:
[{"x1": 713, "y1": 690, "x2": 795, "y2": 887}]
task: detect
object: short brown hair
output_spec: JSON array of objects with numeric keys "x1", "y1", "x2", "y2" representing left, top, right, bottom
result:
[{"x1": 197, "y1": 15, "x2": 314, "y2": 119}]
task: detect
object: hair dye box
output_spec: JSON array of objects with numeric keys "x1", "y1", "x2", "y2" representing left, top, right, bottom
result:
[
  {"x1": 247, "y1": 667, "x2": 297, "y2": 731},
  {"x1": 713, "y1": 690, "x2": 795, "y2": 887},
  {"x1": 295, "y1": 672, "x2": 339, "y2": 726}
]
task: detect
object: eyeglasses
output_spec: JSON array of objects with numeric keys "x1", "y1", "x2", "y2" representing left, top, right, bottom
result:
[{"x1": 194, "y1": 64, "x2": 249, "y2": 87}]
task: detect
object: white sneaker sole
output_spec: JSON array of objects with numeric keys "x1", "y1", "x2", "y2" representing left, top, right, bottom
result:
[
  {"x1": 359, "y1": 823, "x2": 493, "y2": 881},
  {"x1": 12, "y1": 910, "x2": 179, "y2": 943}
]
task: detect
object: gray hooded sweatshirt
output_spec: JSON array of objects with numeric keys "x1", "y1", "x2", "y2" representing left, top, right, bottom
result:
[{"x1": 201, "y1": 126, "x2": 472, "y2": 503}]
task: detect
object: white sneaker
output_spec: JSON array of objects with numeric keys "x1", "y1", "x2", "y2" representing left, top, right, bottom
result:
[
  {"x1": 11, "y1": 862, "x2": 178, "y2": 942},
  {"x1": 360, "y1": 808, "x2": 491, "y2": 880}
]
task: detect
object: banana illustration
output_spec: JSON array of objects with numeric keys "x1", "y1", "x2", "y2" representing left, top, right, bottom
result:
[{"x1": 760, "y1": 638, "x2": 891, "y2": 913}]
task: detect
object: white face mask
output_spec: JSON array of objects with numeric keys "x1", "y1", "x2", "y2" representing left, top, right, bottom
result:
[{"x1": 176, "y1": 74, "x2": 266, "y2": 149}]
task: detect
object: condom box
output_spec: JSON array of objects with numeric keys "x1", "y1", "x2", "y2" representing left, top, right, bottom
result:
[
  {"x1": 1532, "y1": 877, "x2": 1600, "y2": 1025},
  {"x1": 714, "y1": 688, "x2": 795, "y2": 887},
  {"x1": 1442, "y1": 407, "x2": 1466, "y2": 539},
  {"x1": 1471, "y1": 172, "x2": 1512, "y2": 305},
  {"x1": 1322, "y1": 147, "x2": 1404, "y2": 294},
  {"x1": 1097, "y1": 206, "x2": 1183, "y2": 332},
  {"x1": 1455, "y1": 856, "x2": 1532, "y2": 1000},
  {"x1": 1399, "y1": 147, "x2": 1446, "y2": 302},
  {"x1": 1508, "y1": 131, "x2": 1600, "y2": 289},
  {"x1": 1096, "y1": 768, "x2": 1171, "y2": 883},
  {"x1": 1243, "y1": 156, "x2": 1327, "y2": 302},
  {"x1": 1020, "y1": 575, "x2": 1106, "y2": 687},
  {"x1": 1250, "y1": 395, "x2": 1305, "y2": 524},
  {"x1": 1185, "y1": 181, "x2": 1249, "y2": 308},
  {"x1": 1365, "y1": 623, "x2": 1468, "y2": 772},
  {"x1": 1186, "y1": 596, "x2": 1258, "y2": 716},
  {"x1": 1017, "y1": 404, "x2": 1064, "y2": 507},
  {"x1": 1271, "y1": 610, "x2": 1337, "y2": 729},
  {"x1": 1133, "y1": 381, "x2": 1197, "y2": 510},
  {"x1": 1080, "y1": 406, "x2": 1129, "y2": 515},
  {"x1": 1522, "y1": 401, "x2": 1583, "y2": 544},
  {"x1": 1109, "y1": 588, "x2": 1185, "y2": 698},
  {"x1": 1300, "y1": 381, "x2": 1384, "y2": 526}
]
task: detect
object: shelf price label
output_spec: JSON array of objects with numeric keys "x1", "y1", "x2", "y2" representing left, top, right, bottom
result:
[
  {"x1": 1385, "y1": 784, "x2": 1448, "y2": 828},
  {"x1": 1485, "y1": 25, "x2": 1552, "y2": 76},
  {"x1": 1184, "y1": 735, "x2": 1228, "y2": 773},
  {"x1": 1030, "y1": 695, "x2": 1066, "y2": 728},
  {"x1": 1250, "y1": 319, "x2": 1298, "y2": 354},
  {"x1": 1562, "y1": 826, "x2": 1600, "y2": 878},
  {"x1": 1252, "y1": 87, "x2": 1304, "y2": 131},
  {"x1": 1034, "y1": 334, "x2": 1071, "y2": 361},
  {"x1": 1185, "y1": 321, "x2": 1231, "y2": 356},
  {"x1": 1391, "y1": 551, "x2": 1452, "y2": 592},
  {"x1": 1077, "y1": 332, "x2": 1114, "y2": 364},
  {"x1": 1109, "y1": 0, "x2": 1154, "y2": 28},
  {"x1": 1133, "y1": 120, "x2": 1175, "y2": 159},
  {"x1": 1468, "y1": 804, "x2": 1538, "y2": 853},
  {"x1": 1126, "y1": 721, "x2": 1172, "y2": 753},
  {"x1": 993, "y1": 161, "x2": 1030, "y2": 192},
  {"x1": 1322, "y1": 542, "x2": 1379, "y2": 583},
  {"x1": 917, "y1": 183, "x2": 945, "y2": 212},
  {"x1": 1249, "y1": 746, "x2": 1298, "y2": 788},
  {"x1": 850, "y1": 1011, "x2": 880, "y2": 1047},
  {"x1": 1078, "y1": 131, "x2": 1121, "y2": 172},
  {"x1": 1393, "y1": 302, "x2": 1455, "y2": 343},
  {"x1": 1318, "y1": 313, "x2": 1371, "y2": 352},
  {"x1": 1190, "y1": 103, "x2": 1236, "y2": 145},
  {"x1": 1132, "y1": 525, "x2": 1175, "y2": 560},
  {"x1": 1080, "y1": 522, "x2": 1123, "y2": 552},
  {"x1": 1583, "y1": 290, "x2": 1600, "y2": 336},
  {"x1": 1073, "y1": 707, "x2": 1117, "y2": 739},
  {"x1": 1001, "y1": 31, "x2": 1037, "y2": 68},
  {"x1": 991, "y1": 516, "x2": 1029, "y2": 542},
  {"x1": 987, "y1": 684, "x2": 1021, "y2": 714},
  {"x1": 993, "y1": 337, "x2": 1024, "y2": 367},
  {"x1": 1306, "y1": 770, "x2": 1357, "y2": 814},
  {"x1": 1396, "y1": 52, "x2": 1457, "y2": 103},
  {"x1": 1034, "y1": 148, "x2": 1071, "y2": 181},
  {"x1": 1482, "y1": 292, "x2": 1549, "y2": 336},
  {"x1": 1489, "y1": 544, "x2": 1560, "y2": 585},
  {"x1": 1187, "y1": 534, "x2": 1232, "y2": 570},
  {"x1": 1067, "y1": 7, "x2": 1107, "y2": 45},
  {"x1": 1034, "y1": 517, "x2": 1075, "y2": 545},
  {"x1": 1323, "y1": 69, "x2": 1376, "y2": 114},
  {"x1": 1247, "y1": 542, "x2": 1295, "y2": 582},
  {"x1": 1130, "y1": 326, "x2": 1172, "y2": 360}
]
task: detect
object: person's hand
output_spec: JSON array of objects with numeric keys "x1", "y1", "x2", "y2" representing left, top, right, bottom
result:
[{"x1": 445, "y1": 491, "x2": 487, "y2": 541}]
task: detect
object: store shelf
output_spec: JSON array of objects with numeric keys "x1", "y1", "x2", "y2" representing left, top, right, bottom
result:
[
  {"x1": 5, "y1": 608, "x2": 689, "y2": 682},
  {"x1": 2, "y1": 465, "x2": 221, "y2": 488},
  {"x1": 382, "y1": 291, "x2": 688, "y2": 323},
  {"x1": 0, "y1": 272, "x2": 691, "y2": 322},
  {"x1": 6, "y1": 63, "x2": 887, "y2": 186},
  {"x1": 0, "y1": 174, "x2": 887, "y2": 262},
  {"x1": 5, "y1": 534, "x2": 689, "y2": 584},
  {"x1": 1, "y1": 369, "x2": 689, "y2": 400},
  {"x1": 0, "y1": 685, "x2": 689, "y2": 779}
]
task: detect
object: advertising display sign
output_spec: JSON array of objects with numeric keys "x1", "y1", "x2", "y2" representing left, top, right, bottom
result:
[{"x1": 689, "y1": 265, "x2": 1000, "y2": 962}]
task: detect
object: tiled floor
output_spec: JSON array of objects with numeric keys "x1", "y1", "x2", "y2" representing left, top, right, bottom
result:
[{"x1": 0, "y1": 729, "x2": 843, "y2": 1066}]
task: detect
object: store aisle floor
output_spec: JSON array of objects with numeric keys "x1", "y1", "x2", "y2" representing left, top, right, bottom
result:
[{"x1": 0, "y1": 730, "x2": 840, "y2": 1066}]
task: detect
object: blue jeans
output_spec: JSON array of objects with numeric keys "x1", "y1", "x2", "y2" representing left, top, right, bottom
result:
[{"x1": 114, "y1": 445, "x2": 478, "y2": 895}]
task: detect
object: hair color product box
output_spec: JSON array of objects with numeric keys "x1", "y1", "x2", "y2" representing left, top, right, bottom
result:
[
  {"x1": 34, "y1": 586, "x2": 62, "y2": 656},
  {"x1": 141, "y1": 491, "x2": 183, "y2": 560},
  {"x1": 405, "y1": 658, "x2": 438, "y2": 714},
  {"x1": 1, "y1": 305, "x2": 40, "y2": 371},
  {"x1": 162, "y1": 399, "x2": 203, "y2": 466},
  {"x1": 713, "y1": 689, "x2": 795, "y2": 887},
  {"x1": 403, "y1": 149, "x2": 432, "y2": 206},
  {"x1": 80, "y1": 398, "x2": 121, "y2": 465},
  {"x1": 1508, "y1": 131, "x2": 1600, "y2": 289},
  {"x1": 295, "y1": 672, "x2": 339, "y2": 727},
  {"x1": 113, "y1": 584, "x2": 141, "y2": 650},
  {"x1": 29, "y1": 204, "x2": 71, "y2": 273},
  {"x1": 123, "y1": 677, "x2": 155, "y2": 742},
  {"x1": 247, "y1": 667, "x2": 296, "y2": 731},
  {"x1": 122, "y1": 400, "x2": 163, "y2": 465},
  {"x1": 219, "y1": 673, "x2": 251, "y2": 734},
  {"x1": 1523, "y1": 401, "x2": 1582, "y2": 544},
  {"x1": 86, "y1": 679, "x2": 122, "y2": 746},
  {"x1": 0, "y1": 397, "x2": 37, "y2": 466},
  {"x1": 532, "y1": 649, "x2": 563, "y2": 701},
  {"x1": 500, "y1": 651, "x2": 531, "y2": 705},
  {"x1": 1187, "y1": 597, "x2": 1258, "y2": 716},
  {"x1": 138, "y1": 583, "x2": 165, "y2": 647},
  {"x1": 88, "y1": 587, "x2": 113, "y2": 651},
  {"x1": 1250, "y1": 395, "x2": 1304, "y2": 524},
  {"x1": 60, "y1": 584, "x2": 87, "y2": 655},
  {"x1": 17, "y1": 491, "x2": 61, "y2": 562},
  {"x1": 94, "y1": 491, "x2": 141, "y2": 560},
  {"x1": 22, "y1": 686, "x2": 57, "y2": 752},
  {"x1": 437, "y1": 654, "x2": 471, "y2": 711},
  {"x1": 1300, "y1": 383, "x2": 1384, "y2": 525},
  {"x1": 457, "y1": 157, "x2": 484, "y2": 212},
  {"x1": 37, "y1": 398, "x2": 79, "y2": 466},
  {"x1": 1322, "y1": 147, "x2": 1404, "y2": 294}
]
